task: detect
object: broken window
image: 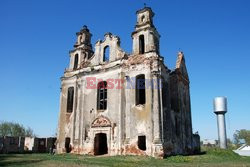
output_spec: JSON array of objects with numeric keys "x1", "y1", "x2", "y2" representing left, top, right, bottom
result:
[
  {"x1": 67, "y1": 87, "x2": 74, "y2": 113},
  {"x1": 73, "y1": 54, "x2": 78, "y2": 70},
  {"x1": 139, "y1": 35, "x2": 145, "y2": 54},
  {"x1": 103, "y1": 46, "x2": 110, "y2": 62},
  {"x1": 136, "y1": 74, "x2": 145, "y2": 105},
  {"x1": 97, "y1": 81, "x2": 107, "y2": 110},
  {"x1": 138, "y1": 136, "x2": 146, "y2": 151}
]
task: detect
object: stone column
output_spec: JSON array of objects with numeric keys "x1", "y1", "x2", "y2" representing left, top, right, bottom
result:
[
  {"x1": 71, "y1": 79, "x2": 78, "y2": 142},
  {"x1": 74, "y1": 80, "x2": 82, "y2": 142},
  {"x1": 118, "y1": 72, "x2": 125, "y2": 155},
  {"x1": 124, "y1": 76, "x2": 131, "y2": 144},
  {"x1": 152, "y1": 71, "x2": 162, "y2": 144},
  {"x1": 151, "y1": 71, "x2": 164, "y2": 157},
  {"x1": 80, "y1": 79, "x2": 86, "y2": 147},
  {"x1": 57, "y1": 85, "x2": 64, "y2": 153},
  {"x1": 159, "y1": 79, "x2": 164, "y2": 141}
]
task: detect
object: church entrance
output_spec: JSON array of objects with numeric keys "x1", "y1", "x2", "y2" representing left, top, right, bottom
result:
[{"x1": 94, "y1": 133, "x2": 108, "y2": 155}]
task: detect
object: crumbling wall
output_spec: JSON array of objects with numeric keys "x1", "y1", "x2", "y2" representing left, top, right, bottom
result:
[
  {"x1": 192, "y1": 134, "x2": 201, "y2": 154},
  {"x1": 57, "y1": 8, "x2": 196, "y2": 157},
  {"x1": 57, "y1": 50, "x2": 167, "y2": 157},
  {"x1": 91, "y1": 33, "x2": 126, "y2": 66},
  {"x1": 0, "y1": 136, "x2": 24, "y2": 153}
]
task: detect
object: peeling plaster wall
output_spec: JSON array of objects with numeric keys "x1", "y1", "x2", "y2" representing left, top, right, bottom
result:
[
  {"x1": 57, "y1": 59, "x2": 161, "y2": 156},
  {"x1": 57, "y1": 52, "x2": 199, "y2": 157},
  {"x1": 57, "y1": 7, "x2": 200, "y2": 158}
]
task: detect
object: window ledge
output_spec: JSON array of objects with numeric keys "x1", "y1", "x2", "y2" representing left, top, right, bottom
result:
[
  {"x1": 97, "y1": 109, "x2": 106, "y2": 113},
  {"x1": 135, "y1": 104, "x2": 145, "y2": 109}
]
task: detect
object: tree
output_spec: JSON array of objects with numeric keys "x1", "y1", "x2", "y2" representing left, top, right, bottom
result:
[
  {"x1": 0, "y1": 122, "x2": 11, "y2": 136},
  {"x1": 227, "y1": 138, "x2": 237, "y2": 149},
  {"x1": 233, "y1": 129, "x2": 250, "y2": 145},
  {"x1": 0, "y1": 121, "x2": 35, "y2": 137},
  {"x1": 25, "y1": 127, "x2": 36, "y2": 137}
]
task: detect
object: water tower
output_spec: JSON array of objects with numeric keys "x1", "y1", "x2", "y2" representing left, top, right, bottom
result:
[{"x1": 213, "y1": 97, "x2": 227, "y2": 149}]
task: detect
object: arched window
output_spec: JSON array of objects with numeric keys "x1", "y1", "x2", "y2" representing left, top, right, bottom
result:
[
  {"x1": 97, "y1": 81, "x2": 107, "y2": 110},
  {"x1": 79, "y1": 36, "x2": 82, "y2": 44},
  {"x1": 103, "y1": 46, "x2": 110, "y2": 62},
  {"x1": 136, "y1": 74, "x2": 145, "y2": 105},
  {"x1": 73, "y1": 54, "x2": 78, "y2": 70},
  {"x1": 67, "y1": 87, "x2": 74, "y2": 113},
  {"x1": 139, "y1": 35, "x2": 145, "y2": 54},
  {"x1": 141, "y1": 15, "x2": 145, "y2": 23}
]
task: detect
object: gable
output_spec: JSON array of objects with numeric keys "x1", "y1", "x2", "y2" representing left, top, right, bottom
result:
[
  {"x1": 90, "y1": 33, "x2": 126, "y2": 66},
  {"x1": 175, "y1": 52, "x2": 189, "y2": 80}
]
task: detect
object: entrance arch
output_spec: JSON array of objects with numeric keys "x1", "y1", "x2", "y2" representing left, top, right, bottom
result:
[
  {"x1": 94, "y1": 133, "x2": 108, "y2": 155},
  {"x1": 91, "y1": 116, "x2": 111, "y2": 155}
]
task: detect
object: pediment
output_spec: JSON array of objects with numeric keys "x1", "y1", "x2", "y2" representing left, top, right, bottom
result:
[{"x1": 91, "y1": 116, "x2": 111, "y2": 128}]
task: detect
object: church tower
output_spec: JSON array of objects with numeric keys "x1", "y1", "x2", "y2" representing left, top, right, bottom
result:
[
  {"x1": 69, "y1": 25, "x2": 93, "y2": 70},
  {"x1": 132, "y1": 7, "x2": 160, "y2": 55}
]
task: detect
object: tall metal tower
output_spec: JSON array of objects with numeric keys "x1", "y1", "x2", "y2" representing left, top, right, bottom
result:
[{"x1": 213, "y1": 97, "x2": 228, "y2": 149}]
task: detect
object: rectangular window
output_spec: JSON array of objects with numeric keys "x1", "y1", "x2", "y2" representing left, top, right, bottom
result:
[
  {"x1": 139, "y1": 35, "x2": 145, "y2": 54},
  {"x1": 136, "y1": 74, "x2": 145, "y2": 105},
  {"x1": 73, "y1": 54, "x2": 78, "y2": 70},
  {"x1": 97, "y1": 81, "x2": 107, "y2": 110},
  {"x1": 67, "y1": 87, "x2": 74, "y2": 113}
]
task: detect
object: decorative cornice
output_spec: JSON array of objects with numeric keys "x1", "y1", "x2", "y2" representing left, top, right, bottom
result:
[
  {"x1": 69, "y1": 46, "x2": 93, "y2": 54},
  {"x1": 131, "y1": 26, "x2": 160, "y2": 37}
]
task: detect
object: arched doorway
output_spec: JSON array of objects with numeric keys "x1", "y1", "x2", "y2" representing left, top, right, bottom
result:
[{"x1": 94, "y1": 133, "x2": 108, "y2": 155}]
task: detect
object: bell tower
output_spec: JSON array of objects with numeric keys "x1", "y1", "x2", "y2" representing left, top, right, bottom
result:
[
  {"x1": 74, "y1": 25, "x2": 92, "y2": 50},
  {"x1": 69, "y1": 25, "x2": 93, "y2": 70},
  {"x1": 132, "y1": 7, "x2": 160, "y2": 55}
]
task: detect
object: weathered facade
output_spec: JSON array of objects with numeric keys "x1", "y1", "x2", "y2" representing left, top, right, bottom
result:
[{"x1": 57, "y1": 7, "x2": 200, "y2": 157}]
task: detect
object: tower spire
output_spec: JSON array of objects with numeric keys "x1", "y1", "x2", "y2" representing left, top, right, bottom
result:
[{"x1": 132, "y1": 7, "x2": 160, "y2": 55}]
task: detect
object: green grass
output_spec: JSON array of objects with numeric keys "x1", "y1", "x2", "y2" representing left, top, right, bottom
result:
[{"x1": 0, "y1": 148, "x2": 250, "y2": 167}]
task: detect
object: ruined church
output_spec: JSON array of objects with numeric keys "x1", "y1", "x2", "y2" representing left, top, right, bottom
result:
[{"x1": 57, "y1": 7, "x2": 200, "y2": 158}]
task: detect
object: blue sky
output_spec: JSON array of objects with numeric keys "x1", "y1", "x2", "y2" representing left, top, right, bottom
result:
[{"x1": 0, "y1": 0, "x2": 249, "y2": 140}]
